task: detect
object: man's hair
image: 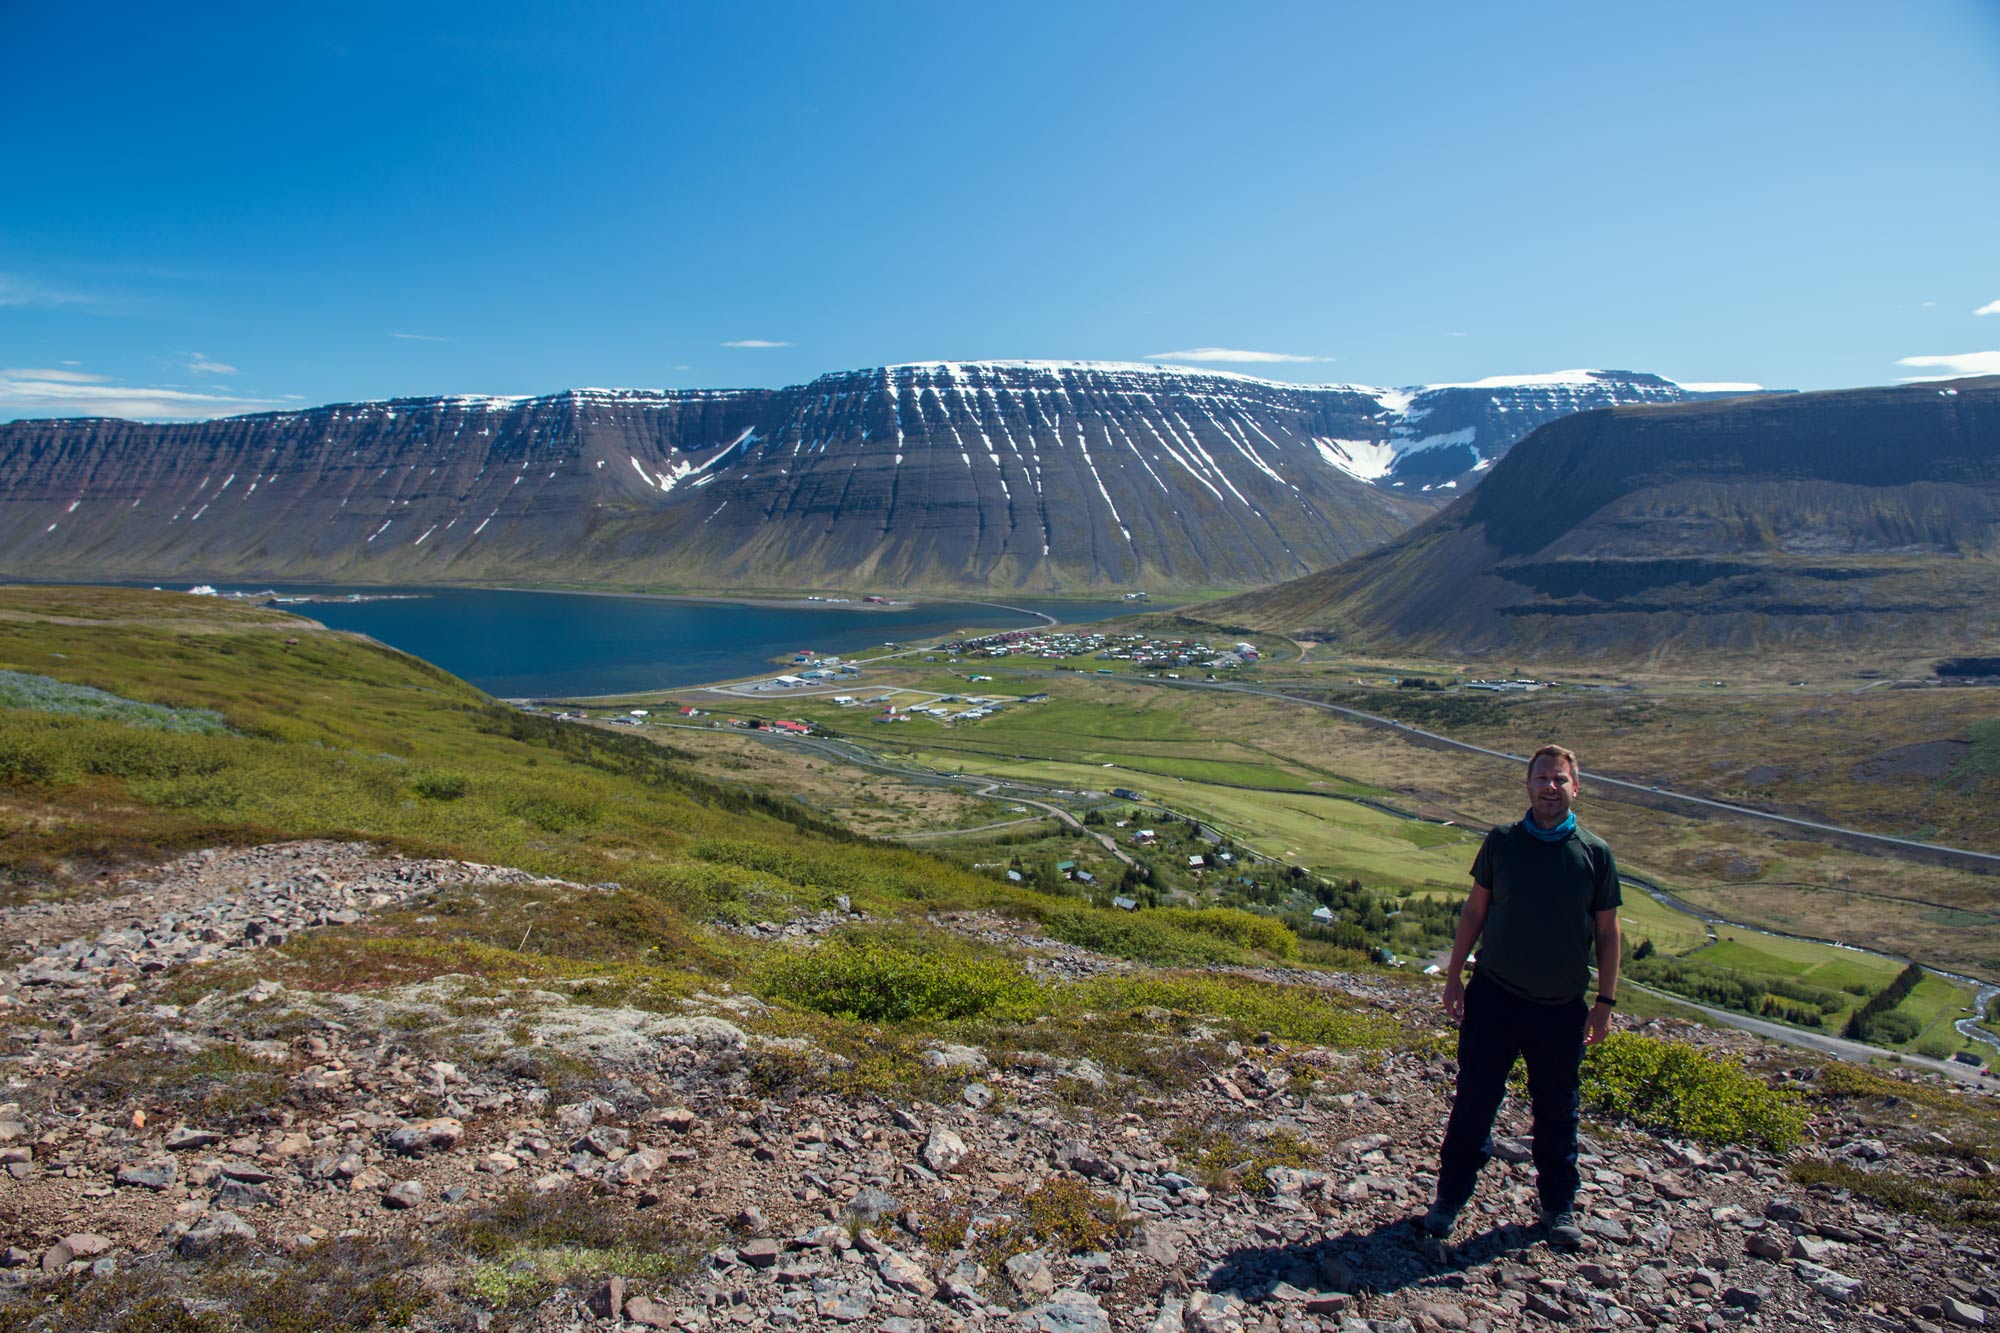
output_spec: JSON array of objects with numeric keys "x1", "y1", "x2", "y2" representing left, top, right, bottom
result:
[{"x1": 1528, "y1": 744, "x2": 1579, "y2": 779}]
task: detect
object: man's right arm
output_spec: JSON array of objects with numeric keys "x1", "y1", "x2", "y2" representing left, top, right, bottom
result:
[{"x1": 1442, "y1": 882, "x2": 1492, "y2": 1027}]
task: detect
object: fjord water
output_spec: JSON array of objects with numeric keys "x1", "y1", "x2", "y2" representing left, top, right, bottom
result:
[{"x1": 258, "y1": 587, "x2": 1137, "y2": 697}]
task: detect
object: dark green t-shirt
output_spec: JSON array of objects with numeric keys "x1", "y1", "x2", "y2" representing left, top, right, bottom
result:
[{"x1": 1470, "y1": 821, "x2": 1621, "y2": 1002}]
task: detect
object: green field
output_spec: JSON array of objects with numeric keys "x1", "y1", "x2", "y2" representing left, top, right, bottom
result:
[
  {"x1": 1900, "y1": 973, "x2": 1982, "y2": 1054},
  {"x1": 906, "y1": 750, "x2": 1483, "y2": 892},
  {"x1": 1614, "y1": 887, "x2": 1714, "y2": 955},
  {"x1": 1668, "y1": 930, "x2": 1982, "y2": 1054},
  {"x1": 1695, "y1": 933, "x2": 1901, "y2": 991}
]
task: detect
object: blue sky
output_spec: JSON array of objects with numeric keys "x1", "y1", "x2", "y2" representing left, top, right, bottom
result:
[{"x1": 4, "y1": 1, "x2": 1998, "y2": 420}]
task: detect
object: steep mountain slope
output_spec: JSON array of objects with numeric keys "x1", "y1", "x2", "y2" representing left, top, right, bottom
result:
[
  {"x1": 0, "y1": 362, "x2": 1744, "y2": 593},
  {"x1": 1205, "y1": 378, "x2": 2000, "y2": 663}
]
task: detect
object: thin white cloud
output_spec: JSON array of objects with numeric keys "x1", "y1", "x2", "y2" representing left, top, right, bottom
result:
[
  {"x1": 722, "y1": 339, "x2": 791, "y2": 349},
  {"x1": 3, "y1": 367, "x2": 109, "y2": 383},
  {"x1": 1145, "y1": 347, "x2": 1334, "y2": 364},
  {"x1": 184, "y1": 353, "x2": 238, "y2": 376},
  {"x1": 391, "y1": 332, "x2": 452, "y2": 342},
  {"x1": 1895, "y1": 350, "x2": 2000, "y2": 380},
  {"x1": 0, "y1": 370, "x2": 279, "y2": 421},
  {"x1": 0, "y1": 273, "x2": 96, "y2": 309},
  {"x1": 1976, "y1": 300, "x2": 2000, "y2": 317}
]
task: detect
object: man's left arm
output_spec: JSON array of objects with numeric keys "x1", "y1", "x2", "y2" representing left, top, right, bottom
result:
[{"x1": 1587, "y1": 908, "x2": 1620, "y2": 1045}]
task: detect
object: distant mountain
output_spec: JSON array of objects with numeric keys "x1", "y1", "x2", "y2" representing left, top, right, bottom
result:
[
  {"x1": 1360, "y1": 369, "x2": 1767, "y2": 491},
  {"x1": 1202, "y1": 378, "x2": 2000, "y2": 663},
  {"x1": 0, "y1": 361, "x2": 1756, "y2": 593}
]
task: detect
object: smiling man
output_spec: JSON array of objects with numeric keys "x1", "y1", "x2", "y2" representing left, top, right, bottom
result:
[{"x1": 1420, "y1": 744, "x2": 1622, "y2": 1251}]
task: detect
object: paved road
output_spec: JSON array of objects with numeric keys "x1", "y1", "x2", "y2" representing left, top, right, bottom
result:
[
  {"x1": 1622, "y1": 980, "x2": 1995, "y2": 1088},
  {"x1": 895, "y1": 815, "x2": 1046, "y2": 841}
]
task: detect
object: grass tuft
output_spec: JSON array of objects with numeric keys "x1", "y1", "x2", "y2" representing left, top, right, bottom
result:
[{"x1": 1788, "y1": 1157, "x2": 2000, "y2": 1231}]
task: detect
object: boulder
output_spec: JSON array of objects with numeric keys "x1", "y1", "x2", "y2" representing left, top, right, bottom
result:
[
  {"x1": 1015, "y1": 1290, "x2": 1111, "y2": 1333},
  {"x1": 385, "y1": 1117, "x2": 464, "y2": 1155},
  {"x1": 922, "y1": 1128, "x2": 968, "y2": 1173},
  {"x1": 177, "y1": 1211, "x2": 256, "y2": 1257}
]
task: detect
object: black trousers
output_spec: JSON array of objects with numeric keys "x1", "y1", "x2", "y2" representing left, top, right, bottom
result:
[{"x1": 1435, "y1": 970, "x2": 1588, "y2": 1214}]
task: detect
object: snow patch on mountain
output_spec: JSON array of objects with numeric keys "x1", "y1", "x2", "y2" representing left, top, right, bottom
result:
[
  {"x1": 1391, "y1": 426, "x2": 1478, "y2": 456},
  {"x1": 1314, "y1": 437, "x2": 1399, "y2": 482}
]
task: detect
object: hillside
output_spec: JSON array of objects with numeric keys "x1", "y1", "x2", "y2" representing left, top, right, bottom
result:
[
  {"x1": 0, "y1": 364, "x2": 1734, "y2": 595},
  {"x1": 1203, "y1": 378, "x2": 2000, "y2": 665},
  {"x1": 2, "y1": 587, "x2": 1998, "y2": 1329}
]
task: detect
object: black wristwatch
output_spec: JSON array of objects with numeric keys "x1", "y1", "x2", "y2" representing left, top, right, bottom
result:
[{"x1": 1594, "y1": 995, "x2": 1616, "y2": 1008}]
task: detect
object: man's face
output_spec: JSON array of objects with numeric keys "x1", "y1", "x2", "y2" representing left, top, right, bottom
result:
[{"x1": 1526, "y1": 755, "x2": 1580, "y2": 826}]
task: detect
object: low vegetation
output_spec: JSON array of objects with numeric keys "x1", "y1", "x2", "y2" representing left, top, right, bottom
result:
[
  {"x1": 1165, "y1": 1121, "x2": 1317, "y2": 1194},
  {"x1": 1626, "y1": 951, "x2": 1850, "y2": 1028},
  {"x1": 0, "y1": 1190, "x2": 705, "y2": 1333},
  {"x1": 756, "y1": 934, "x2": 1035, "y2": 1023},
  {"x1": 0, "y1": 668, "x2": 231, "y2": 735},
  {"x1": 1844, "y1": 962, "x2": 1927, "y2": 1042},
  {"x1": 1788, "y1": 1158, "x2": 2000, "y2": 1232},
  {"x1": 1579, "y1": 1032, "x2": 1805, "y2": 1151}
]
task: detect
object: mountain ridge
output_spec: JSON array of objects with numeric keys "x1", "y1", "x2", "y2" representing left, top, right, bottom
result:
[{"x1": 0, "y1": 361, "x2": 1762, "y2": 593}]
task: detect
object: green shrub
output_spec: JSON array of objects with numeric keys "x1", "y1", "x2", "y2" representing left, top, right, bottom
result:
[
  {"x1": 757, "y1": 939, "x2": 1037, "y2": 1023},
  {"x1": 505, "y1": 789, "x2": 603, "y2": 832},
  {"x1": 692, "y1": 837, "x2": 864, "y2": 892},
  {"x1": 1581, "y1": 1032, "x2": 1804, "y2": 1151},
  {"x1": 411, "y1": 769, "x2": 470, "y2": 800},
  {"x1": 1150, "y1": 907, "x2": 1299, "y2": 960},
  {"x1": 134, "y1": 771, "x2": 249, "y2": 811},
  {"x1": 0, "y1": 716, "x2": 232, "y2": 786},
  {"x1": 1059, "y1": 974, "x2": 1392, "y2": 1049},
  {"x1": 1869, "y1": 1011, "x2": 1922, "y2": 1044},
  {"x1": 1020, "y1": 1176, "x2": 1125, "y2": 1252},
  {"x1": 1034, "y1": 905, "x2": 1248, "y2": 966}
]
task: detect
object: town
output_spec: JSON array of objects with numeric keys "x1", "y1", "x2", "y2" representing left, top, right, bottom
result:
[{"x1": 943, "y1": 628, "x2": 1259, "y2": 672}]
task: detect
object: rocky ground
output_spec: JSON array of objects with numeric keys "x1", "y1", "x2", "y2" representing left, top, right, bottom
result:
[{"x1": 3, "y1": 843, "x2": 1998, "y2": 1332}]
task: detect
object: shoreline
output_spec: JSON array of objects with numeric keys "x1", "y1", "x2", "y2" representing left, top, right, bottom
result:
[
  {"x1": 493, "y1": 586, "x2": 918, "y2": 613},
  {"x1": 494, "y1": 588, "x2": 1087, "y2": 624},
  {"x1": 6, "y1": 577, "x2": 1173, "y2": 624}
]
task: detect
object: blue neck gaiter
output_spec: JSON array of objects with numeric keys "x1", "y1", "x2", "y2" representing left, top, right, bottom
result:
[{"x1": 1521, "y1": 809, "x2": 1577, "y2": 842}]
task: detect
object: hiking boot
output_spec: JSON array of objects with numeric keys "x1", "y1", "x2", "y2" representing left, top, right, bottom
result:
[
  {"x1": 1542, "y1": 1208, "x2": 1585, "y2": 1251},
  {"x1": 1419, "y1": 1198, "x2": 1465, "y2": 1237}
]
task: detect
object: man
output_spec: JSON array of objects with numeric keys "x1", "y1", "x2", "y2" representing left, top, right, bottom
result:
[{"x1": 1421, "y1": 744, "x2": 1621, "y2": 1251}]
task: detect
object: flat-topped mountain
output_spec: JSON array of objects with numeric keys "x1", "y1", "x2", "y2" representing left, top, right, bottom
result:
[
  {"x1": 1204, "y1": 378, "x2": 2000, "y2": 663},
  {"x1": 0, "y1": 361, "x2": 1745, "y2": 593}
]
